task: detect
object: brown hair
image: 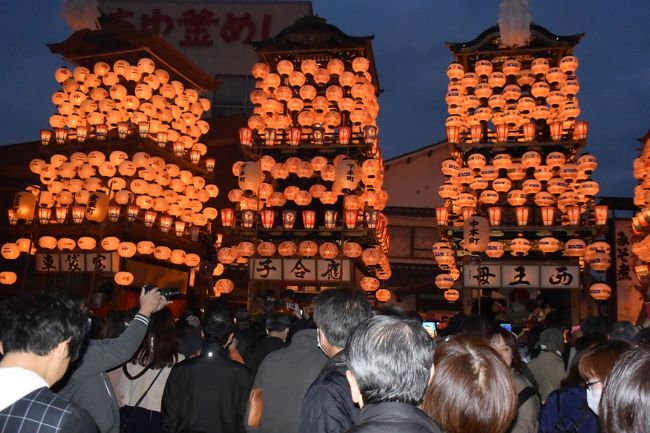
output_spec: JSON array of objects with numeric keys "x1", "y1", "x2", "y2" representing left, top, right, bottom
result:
[
  {"x1": 578, "y1": 340, "x2": 631, "y2": 382},
  {"x1": 422, "y1": 336, "x2": 517, "y2": 433},
  {"x1": 600, "y1": 346, "x2": 650, "y2": 433},
  {"x1": 489, "y1": 327, "x2": 524, "y2": 374}
]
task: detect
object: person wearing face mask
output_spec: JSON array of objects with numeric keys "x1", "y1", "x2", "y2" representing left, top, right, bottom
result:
[
  {"x1": 538, "y1": 340, "x2": 630, "y2": 433},
  {"x1": 578, "y1": 341, "x2": 631, "y2": 416}
]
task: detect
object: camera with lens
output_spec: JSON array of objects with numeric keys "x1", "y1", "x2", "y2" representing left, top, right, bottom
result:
[{"x1": 143, "y1": 284, "x2": 181, "y2": 299}]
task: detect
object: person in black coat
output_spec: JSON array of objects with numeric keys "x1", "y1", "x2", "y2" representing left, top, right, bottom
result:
[
  {"x1": 345, "y1": 315, "x2": 442, "y2": 433},
  {"x1": 246, "y1": 312, "x2": 290, "y2": 378},
  {"x1": 298, "y1": 288, "x2": 372, "y2": 433},
  {"x1": 161, "y1": 302, "x2": 251, "y2": 433}
]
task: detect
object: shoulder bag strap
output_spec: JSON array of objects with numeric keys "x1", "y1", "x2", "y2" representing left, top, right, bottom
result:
[{"x1": 133, "y1": 368, "x2": 165, "y2": 408}]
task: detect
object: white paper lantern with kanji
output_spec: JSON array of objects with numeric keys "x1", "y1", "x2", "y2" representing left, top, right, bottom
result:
[
  {"x1": 114, "y1": 271, "x2": 134, "y2": 286},
  {"x1": 589, "y1": 283, "x2": 611, "y2": 301}
]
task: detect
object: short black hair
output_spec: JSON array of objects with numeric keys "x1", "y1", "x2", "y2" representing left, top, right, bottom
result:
[
  {"x1": 313, "y1": 288, "x2": 371, "y2": 349},
  {"x1": 0, "y1": 291, "x2": 89, "y2": 361},
  {"x1": 202, "y1": 301, "x2": 235, "y2": 345},
  {"x1": 265, "y1": 312, "x2": 290, "y2": 332},
  {"x1": 346, "y1": 315, "x2": 434, "y2": 405},
  {"x1": 600, "y1": 345, "x2": 650, "y2": 433}
]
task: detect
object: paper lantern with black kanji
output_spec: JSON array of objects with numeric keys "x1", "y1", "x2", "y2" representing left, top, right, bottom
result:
[
  {"x1": 114, "y1": 271, "x2": 134, "y2": 286},
  {"x1": 463, "y1": 216, "x2": 489, "y2": 253},
  {"x1": 0, "y1": 271, "x2": 17, "y2": 285},
  {"x1": 360, "y1": 277, "x2": 380, "y2": 291},
  {"x1": 343, "y1": 242, "x2": 363, "y2": 258},
  {"x1": 1, "y1": 243, "x2": 20, "y2": 260},
  {"x1": 319, "y1": 242, "x2": 339, "y2": 259},
  {"x1": 375, "y1": 288, "x2": 392, "y2": 302},
  {"x1": 215, "y1": 278, "x2": 235, "y2": 294},
  {"x1": 117, "y1": 242, "x2": 137, "y2": 258},
  {"x1": 217, "y1": 247, "x2": 236, "y2": 264},
  {"x1": 299, "y1": 241, "x2": 318, "y2": 257},
  {"x1": 278, "y1": 241, "x2": 297, "y2": 257},
  {"x1": 257, "y1": 242, "x2": 276, "y2": 257}
]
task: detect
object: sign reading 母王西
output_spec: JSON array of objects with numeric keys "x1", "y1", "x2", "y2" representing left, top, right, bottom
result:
[{"x1": 464, "y1": 263, "x2": 580, "y2": 289}]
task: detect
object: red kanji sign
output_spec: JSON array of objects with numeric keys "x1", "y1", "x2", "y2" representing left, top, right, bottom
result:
[{"x1": 178, "y1": 8, "x2": 219, "y2": 47}]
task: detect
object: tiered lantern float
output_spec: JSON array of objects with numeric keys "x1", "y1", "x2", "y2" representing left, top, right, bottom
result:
[
  {"x1": 433, "y1": 24, "x2": 610, "y2": 302},
  {"x1": 3, "y1": 54, "x2": 218, "y2": 292},
  {"x1": 214, "y1": 17, "x2": 391, "y2": 299},
  {"x1": 631, "y1": 133, "x2": 650, "y2": 290}
]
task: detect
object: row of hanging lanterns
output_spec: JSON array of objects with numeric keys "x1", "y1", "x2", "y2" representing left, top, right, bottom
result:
[
  {"x1": 631, "y1": 135, "x2": 650, "y2": 273},
  {"x1": 445, "y1": 55, "x2": 584, "y2": 144}
]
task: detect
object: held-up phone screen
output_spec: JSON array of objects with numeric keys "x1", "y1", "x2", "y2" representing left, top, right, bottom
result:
[
  {"x1": 499, "y1": 323, "x2": 513, "y2": 332},
  {"x1": 423, "y1": 321, "x2": 437, "y2": 338}
]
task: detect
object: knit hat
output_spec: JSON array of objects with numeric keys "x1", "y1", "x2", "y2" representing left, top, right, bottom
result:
[{"x1": 539, "y1": 328, "x2": 564, "y2": 353}]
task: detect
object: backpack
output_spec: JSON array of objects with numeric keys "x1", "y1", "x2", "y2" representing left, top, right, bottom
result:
[{"x1": 548, "y1": 392, "x2": 592, "y2": 433}]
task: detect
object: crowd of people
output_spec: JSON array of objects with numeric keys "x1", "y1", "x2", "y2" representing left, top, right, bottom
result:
[{"x1": 0, "y1": 287, "x2": 649, "y2": 433}]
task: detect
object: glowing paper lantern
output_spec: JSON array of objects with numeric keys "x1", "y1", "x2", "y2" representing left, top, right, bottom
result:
[
  {"x1": 114, "y1": 271, "x2": 134, "y2": 286},
  {"x1": 589, "y1": 283, "x2": 611, "y2": 301},
  {"x1": 375, "y1": 288, "x2": 392, "y2": 302}
]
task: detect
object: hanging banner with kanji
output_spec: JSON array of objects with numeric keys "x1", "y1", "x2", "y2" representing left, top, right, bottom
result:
[
  {"x1": 36, "y1": 252, "x2": 115, "y2": 272},
  {"x1": 464, "y1": 264, "x2": 502, "y2": 288},
  {"x1": 614, "y1": 219, "x2": 644, "y2": 323},
  {"x1": 464, "y1": 263, "x2": 580, "y2": 289},
  {"x1": 250, "y1": 258, "x2": 352, "y2": 282},
  {"x1": 99, "y1": 1, "x2": 312, "y2": 76}
]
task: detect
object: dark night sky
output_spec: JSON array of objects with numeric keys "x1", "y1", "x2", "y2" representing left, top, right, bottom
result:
[{"x1": 1, "y1": 0, "x2": 648, "y2": 197}]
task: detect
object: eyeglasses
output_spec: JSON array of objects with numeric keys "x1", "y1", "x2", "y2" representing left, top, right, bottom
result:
[{"x1": 584, "y1": 380, "x2": 601, "y2": 389}]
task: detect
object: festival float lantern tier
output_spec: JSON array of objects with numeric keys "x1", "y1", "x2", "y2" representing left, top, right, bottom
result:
[
  {"x1": 5, "y1": 38, "x2": 220, "y2": 291},
  {"x1": 215, "y1": 17, "x2": 391, "y2": 291},
  {"x1": 434, "y1": 23, "x2": 610, "y2": 289},
  {"x1": 631, "y1": 132, "x2": 650, "y2": 276}
]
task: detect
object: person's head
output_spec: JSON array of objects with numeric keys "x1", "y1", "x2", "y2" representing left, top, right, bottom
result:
[
  {"x1": 539, "y1": 328, "x2": 564, "y2": 353},
  {"x1": 101, "y1": 310, "x2": 133, "y2": 339},
  {"x1": 176, "y1": 322, "x2": 203, "y2": 358},
  {"x1": 600, "y1": 346, "x2": 650, "y2": 433},
  {"x1": 633, "y1": 327, "x2": 650, "y2": 346},
  {"x1": 579, "y1": 340, "x2": 632, "y2": 415},
  {"x1": 202, "y1": 301, "x2": 235, "y2": 347},
  {"x1": 581, "y1": 316, "x2": 609, "y2": 337},
  {"x1": 313, "y1": 288, "x2": 371, "y2": 357},
  {"x1": 375, "y1": 304, "x2": 409, "y2": 319},
  {"x1": 0, "y1": 291, "x2": 89, "y2": 385},
  {"x1": 488, "y1": 328, "x2": 523, "y2": 372},
  {"x1": 265, "y1": 312, "x2": 290, "y2": 341},
  {"x1": 133, "y1": 307, "x2": 177, "y2": 368},
  {"x1": 561, "y1": 333, "x2": 607, "y2": 388},
  {"x1": 346, "y1": 315, "x2": 434, "y2": 407},
  {"x1": 459, "y1": 315, "x2": 489, "y2": 338},
  {"x1": 608, "y1": 321, "x2": 638, "y2": 343},
  {"x1": 423, "y1": 336, "x2": 517, "y2": 433}
]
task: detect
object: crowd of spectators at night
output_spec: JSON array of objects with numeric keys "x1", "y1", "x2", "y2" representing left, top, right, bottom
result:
[{"x1": 1, "y1": 288, "x2": 649, "y2": 433}]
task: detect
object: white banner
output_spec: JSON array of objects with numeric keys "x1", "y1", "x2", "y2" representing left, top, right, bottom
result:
[
  {"x1": 464, "y1": 262, "x2": 580, "y2": 289},
  {"x1": 250, "y1": 258, "x2": 353, "y2": 282},
  {"x1": 464, "y1": 264, "x2": 502, "y2": 288},
  {"x1": 36, "y1": 252, "x2": 114, "y2": 272},
  {"x1": 614, "y1": 219, "x2": 643, "y2": 322},
  {"x1": 502, "y1": 264, "x2": 540, "y2": 288},
  {"x1": 540, "y1": 265, "x2": 580, "y2": 289}
]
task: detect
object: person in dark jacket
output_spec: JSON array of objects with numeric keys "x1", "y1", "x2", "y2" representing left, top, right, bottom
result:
[
  {"x1": 0, "y1": 291, "x2": 97, "y2": 433},
  {"x1": 161, "y1": 302, "x2": 251, "y2": 433},
  {"x1": 345, "y1": 315, "x2": 441, "y2": 433},
  {"x1": 58, "y1": 287, "x2": 169, "y2": 433},
  {"x1": 246, "y1": 312, "x2": 290, "y2": 378},
  {"x1": 298, "y1": 288, "x2": 372, "y2": 433},
  {"x1": 246, "y1": 329, "x2": 328, "y2": 433}
]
